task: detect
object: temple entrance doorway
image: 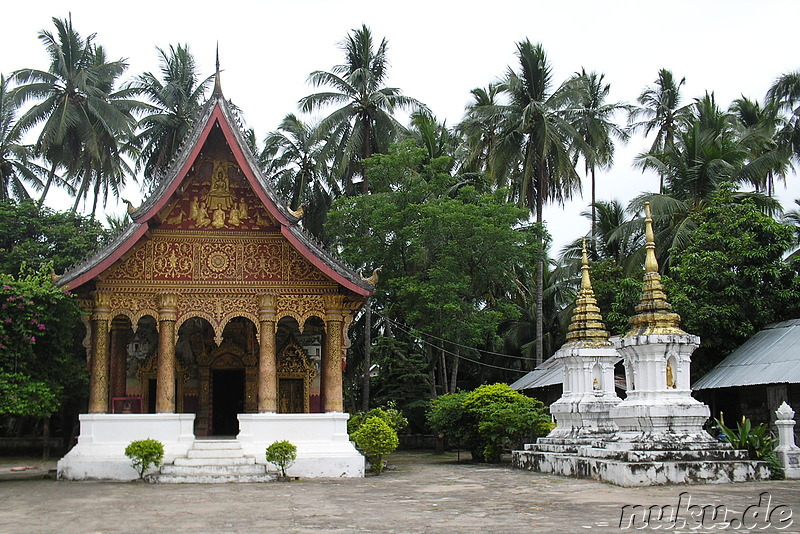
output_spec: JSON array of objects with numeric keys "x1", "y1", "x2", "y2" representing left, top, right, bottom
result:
[{"x1": 212, "y1": 369, "x2": 244, "y2": 436}]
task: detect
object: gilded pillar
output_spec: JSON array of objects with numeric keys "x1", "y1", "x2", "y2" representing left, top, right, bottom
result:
[
  {"x1": 110, "y1": 317, "x2": 130, "y2": 401},
  {"x1": 323, "y1": 295, "x2": 345, "y2": 412},
  {"x1": 257, "y1": 294, "x2": 277, "y2": 412},
  {"x1": 156, "y1": 293, "x2": 179, "y2": 414},
  {"x1": 88, "y1": 292, "x2": 111, "y2": 414}
]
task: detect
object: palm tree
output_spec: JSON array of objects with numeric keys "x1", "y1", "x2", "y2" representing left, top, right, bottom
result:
[
  {"x1": 730, "y1": 96, "x2": 792, "y2": 196},
  {"x1": 261, "y1": 113, "x2": 333, "y2": 238},
  {"x1": 629, "y1": 69, "x2": 690, "y2": 193},
  {"x1": 130, "y1": 44, "x2": 213, "y2": 191},
  {"x1": 10, "y1": 16, "x2": 139, "y2": 211},
  {"x1": 0, "y1": 75, "x2": 46, "y2": 201},
  {"x1": 457, "y1": 84, "x2": 505, "y2": 176},
  {"x1": 568, "y1": 69, "x2": 630, "y2": 240},
  {"x1": 405, "y1": 112, "x2": 456, "y2": 167},
  {"x1": 766, "y1": 71, "x2": 800, "y2": 162},
  {"x1": 299, "y1": 24, "x2": 427, "y2": 195},
  {"x1": 489, "y1": 40, "x2": 584, "y2": 364}
]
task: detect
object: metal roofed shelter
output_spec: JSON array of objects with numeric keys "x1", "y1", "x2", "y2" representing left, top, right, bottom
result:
[{"x1": 693, "y1": 319, "x2": 800, "y2": 430}]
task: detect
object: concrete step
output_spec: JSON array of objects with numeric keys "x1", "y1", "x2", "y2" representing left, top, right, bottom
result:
[
  {"x1": 160, "y1": 463, "x2": 267, "y2": 476},
  {"x1": 174, "y1": 456, "x2": 256, "y2": 467},
  {"x1": 150, "y1": 473, "x2": 276, "y2": 484},
  {"x1": 187, "y1": 448, "x2": 246, "y2": 459},
  {"x1": 192, "y1": 440, "x2": 242, "y2": 450}
]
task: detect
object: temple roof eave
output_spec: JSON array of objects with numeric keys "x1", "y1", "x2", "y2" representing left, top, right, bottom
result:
[{"x1": 58, "y1": 92, "x2": 373, "y2": 297}]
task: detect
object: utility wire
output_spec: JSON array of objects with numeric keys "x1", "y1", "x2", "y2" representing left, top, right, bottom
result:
[
  {"x1": 376, "y1": 312, "x2": 536, "y2": 362},
  {"x1": 380, "y1": 314, "x2": 530, "y2": 374}
]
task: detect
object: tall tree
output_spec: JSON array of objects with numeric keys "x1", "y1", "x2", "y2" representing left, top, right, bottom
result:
[
  {"x1": 629, "y1": 69, "x2": 690, "y2": 193},
  {"x1": 488, "y1": 40, "x2": 583, "y2": 364},
  {"x1": 568, "y1": 69, "x2": 629, "y2": 240},
  {"x1": 11, "y1": 16, "x2": 139, "y2": 211},
  {"x1": 0, "y1": 75, "x2": 46, "y2": 201},
  {"x1": 299, "y1": 24, "x2": 427, "y2": 195},
  {"x1": 261, "y1": 113, "x2": 333, "y2": 238},
  {"x1": 766, "y1": 71, "x2": 800, "y2": 162},
  {"x1": 130, "y1": 44, "x2": 213, "y2": 191}
]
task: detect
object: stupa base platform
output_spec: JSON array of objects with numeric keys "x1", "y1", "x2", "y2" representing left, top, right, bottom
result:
[{"x1": 514, "y1": 435, "x2": 769, "y2": 486}]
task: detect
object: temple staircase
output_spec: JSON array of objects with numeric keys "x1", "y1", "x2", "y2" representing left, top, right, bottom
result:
[{"x1": 149, "y1": 439, "x2": 276, "y2": 483}]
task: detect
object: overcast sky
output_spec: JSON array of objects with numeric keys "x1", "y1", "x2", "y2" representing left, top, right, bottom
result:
[{"x1": 3, "y1": 0, "x2": 799, "y2": 252}]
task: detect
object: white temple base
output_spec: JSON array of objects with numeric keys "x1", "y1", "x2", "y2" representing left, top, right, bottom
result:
[
  {"x1": 237, "y1": 413, "x2": 364, "y2": 478},
  {"x1": 57, "y1": 414, "x2": 196, "y2": 481},
  {"x1": 57, "y1": 412, "x2": 364, "y2": 480}
]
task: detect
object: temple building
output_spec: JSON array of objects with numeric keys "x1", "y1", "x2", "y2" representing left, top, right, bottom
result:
[{"x1": 57, "y1": 74, "x2": 372, "y2": 480}]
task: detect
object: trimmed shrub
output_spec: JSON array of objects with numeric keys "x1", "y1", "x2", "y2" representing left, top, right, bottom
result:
[
  {"x1": 348, "y1": 402, "x2": 408, "y2": 435},
  {"x1": 125, "y1": 439, "x2": 164, "y2": 479},
  {"x1": 266, "y1": 440, "x2": 298, "y2": 478},
  {"x1": 428, "y1": 383, "x2": 550, "y2": 463},
  {"x1": 351, "y1": 416, "x2": 399, "y2": 475}
]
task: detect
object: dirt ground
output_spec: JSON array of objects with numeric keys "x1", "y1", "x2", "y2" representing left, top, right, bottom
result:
[{"x1": 0, "y1": 451, "x2": 798, "y2": 533}]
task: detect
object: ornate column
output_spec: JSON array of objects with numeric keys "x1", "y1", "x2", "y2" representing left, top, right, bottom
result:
[
  {"x1": 109, "y1": 317, "x2": 130, "y2": 402},
  {"x1": 156, "y1": 293, "x2": 179, "y2": 414},
  {"x1": 88, "y1": 291, "x2": 111, "y2": 414},
  {"x1": 323, "y1": 295, "x2": 345, "y2": 412},
  {"x1": 257, "y1": 294, "x2": 277, "y2": 412}
]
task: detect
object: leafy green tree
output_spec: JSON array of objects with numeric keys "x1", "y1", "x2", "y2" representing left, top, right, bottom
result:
[
  {"x1": 131, "y1": 44, "x2": 213, "y2": 190},
  {"x1": 0, "y1": 199, "x2": 109, "y2": 275},
  {"x1": 299, "y1": 25, "x2": 427, "y2": 194},
  {"x1": 327, "y1": 142, "x2": 542, "y2": 398},
  {"x1": 11, "y1": 17, "x2": 140, "y2": 212},
  {"x1": 669, "y1": 186, "x2": 800, "y2": 373},
  {"x1": 0, "y1": 75, "x2": 45, "y2": 201}
]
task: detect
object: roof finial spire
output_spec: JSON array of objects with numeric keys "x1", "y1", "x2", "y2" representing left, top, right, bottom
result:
[
  {"x1": 213, "y1": 42, "x2": 223, "y2": 97},
  {"x1": 624, "y1": 201, "x2": 685, "y2": 337},
  {"x1": 565, "y1": 238, "x2": 611, "y2": 347}
]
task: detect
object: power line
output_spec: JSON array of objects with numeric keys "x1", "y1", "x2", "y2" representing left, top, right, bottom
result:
[
  {"x1": 380, "y1": 315, "x2": 530, "y2": 374},
  {"x1": 377, "y1": 312, "x2": 536, "y2": 362}
]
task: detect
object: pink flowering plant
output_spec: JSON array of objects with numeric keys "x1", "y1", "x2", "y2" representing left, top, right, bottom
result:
[{"x1": 0, "y1": 265, "x2": 87, "y2": 417}]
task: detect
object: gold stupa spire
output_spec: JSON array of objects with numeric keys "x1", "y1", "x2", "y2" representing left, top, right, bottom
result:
[
  {"x1": 565, "y1": 239, "x2": 612, "y2": 347},
  {"x1": 625, "y1": 202, "x2": 685, "y2": 337}
]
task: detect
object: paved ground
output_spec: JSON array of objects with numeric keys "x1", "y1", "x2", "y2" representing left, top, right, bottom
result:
[{"x1": 1, "y1": 451, "x2": 799, "y2": 533}]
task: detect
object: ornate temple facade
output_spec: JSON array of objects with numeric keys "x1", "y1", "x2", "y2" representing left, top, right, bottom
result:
[{"x1": 57, "y1": 78, "x2": 372, "y2": 480}]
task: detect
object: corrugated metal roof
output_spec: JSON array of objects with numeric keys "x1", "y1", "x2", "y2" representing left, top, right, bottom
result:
[
  {"x1": 693, "y1": 319, "x2": 800, "y2": 390},
  {"x1": 510, "y1": 353, "x2": 626, "y2": 391},
  {"x1": 509, "y1": 355, "x2": 563, "y2": 390}
]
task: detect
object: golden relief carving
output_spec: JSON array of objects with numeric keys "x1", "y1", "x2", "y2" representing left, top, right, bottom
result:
[
  {"x1": 161, "y1": 156, "x2": 276, "y2": 231},
  {"x1": 153, "y1": 242, "x2": 193, "y2": 279},
  {"x1": 102, "y1": 231, "x2": 336, "y2": 288},
  {"x1": 277, "y1": 342, "x2": 316, "y2": 413},
  {"x1": 276, "y1": 294, "x2": 325, "y2": 329}
]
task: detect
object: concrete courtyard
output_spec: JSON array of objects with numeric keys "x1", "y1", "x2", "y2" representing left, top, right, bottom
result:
[{"x1": 1, "y1": 451, "x2": 798, "y2": 533}]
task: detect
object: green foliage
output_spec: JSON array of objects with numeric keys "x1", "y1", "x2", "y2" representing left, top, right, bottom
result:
[
  {"x1": 125, "y1": 439, "x2": 165, "y2": 479},
  {"x1": 0, "y1": 199, "x2": 109, "y2": 276},
  {"x1": 427, "y1": 384, "x2": 550, "y2": 463},
  {"x1": 669, "y1": 186, "x2": 800, "y2": 371},
  {"x1": 327, "y1": 142, "x2": 544, "y2": 398},
  {"x1": 716, "y1": 415, "x2": 783, "y2": 479},
  {"x1": 0, "y1": 372, "x2": 59, "y2": 417},
  {"x1": 351, "y1": 416, "x2": 399, "y2": 475},
  {"x1": 265, "y1": 440, "x2": 298, "y2": 478},
  {"x1": 0, "y1": 266, "x2": 87, "y2": 416},
  {"x1": 348, "y1": 402, "x2": 409, "y2": 436}
]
